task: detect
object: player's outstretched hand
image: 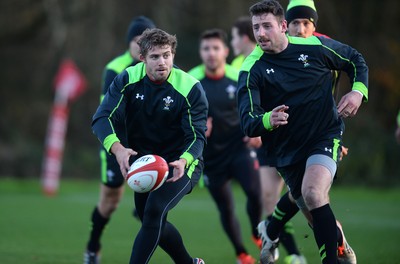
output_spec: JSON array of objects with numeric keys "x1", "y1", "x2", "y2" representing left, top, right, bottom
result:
[
  {"x1": 270, "y1": 105, "x2": 289, "y2": 129},
  {"x1": 337, "y1": 91, "x2": 363, "y2": 118},
  {"x1": 167, "y1": 158, "x2": 187, "y2": 182},
  {"x1": 111, "y1": 142, "x2": 137, "y2": 178}
]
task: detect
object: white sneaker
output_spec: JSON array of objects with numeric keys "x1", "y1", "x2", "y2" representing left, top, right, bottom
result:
[
  {"x1": 257, "y1": 220, "x2": 279, "y2": 264},
  {"x1": 83, "y1": 251, "x2": 100, "y2": 264},
  {"x1": 193, "y1": 258, "x2": 205, "y2": 264},
  {"x1": 336, "y1": 221, "x2": 357, "y2": 264}
]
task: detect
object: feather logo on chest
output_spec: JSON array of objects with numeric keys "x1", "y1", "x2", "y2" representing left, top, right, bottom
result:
[
  {"x1": 163, "y1": 96, "x2": 174, "y2": 110},
  {"x1": 298, "y1": 54, "x2": 310, "y2": 68},
  {"x1": 225, "y1": 85, "x2": 237, "y2": 99}
]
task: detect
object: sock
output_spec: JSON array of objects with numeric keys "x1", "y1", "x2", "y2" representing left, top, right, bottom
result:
[
  {"x1": 279, "y1": 221, "x2": 300, "y2": 255},
  {"x1": 267, "y1": 191, "x2": 300, "y2": 241},
  {"x1": 310, "y1": 204, "x2": 337, "y2": 264},
  {"x1": 87, "y1": 207, "x2": 110, "y2": 252}
]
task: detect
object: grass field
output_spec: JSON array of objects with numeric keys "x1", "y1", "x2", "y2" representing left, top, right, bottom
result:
[{"x1": 1, "y1": 177, "x2": 400, "y2": 264}]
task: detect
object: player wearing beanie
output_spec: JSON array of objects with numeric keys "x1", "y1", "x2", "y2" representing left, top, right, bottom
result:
[
  {"x1": 83, "y1": 16, "x2": 155, "y2": 264},
  {"x1": 286, "y1": 0, "x2": 318, "y2": 26}
]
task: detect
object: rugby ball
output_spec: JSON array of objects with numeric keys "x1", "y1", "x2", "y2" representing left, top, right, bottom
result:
[{"x1": 126, "y1": 154, "x2": 169, "y2": 193}]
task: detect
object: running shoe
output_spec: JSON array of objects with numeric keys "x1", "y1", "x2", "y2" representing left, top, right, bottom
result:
[
  {"x1": 336, "y1": 221, "x2": 357, "y2": 264},
  {"x1": 83, "y1": 251, "x2": 100, "y2": 264},
  {"x1": 252, "y1": 235, "x2": 262, "y2": 249},
  {"x1": 237, "y1": 253, "x2": 256, "y2": 264},
  {"x1": 257, "y1": 220, "x2": 279, "y2": 264},
  {"x1": 193, "y1": 257, "x2": 205, "y2": 264}
]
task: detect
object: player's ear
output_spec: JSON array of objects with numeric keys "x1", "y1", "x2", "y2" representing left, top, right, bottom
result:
[
  {"x1": 281, "y1": 20, "x2": 288, "y2": 33},
  {"x1": 139, "y1": 54, "x2": 145, "y2": 62},
  {"x1": 224, "y1": 46, "x2": 230, "y2": 58}
]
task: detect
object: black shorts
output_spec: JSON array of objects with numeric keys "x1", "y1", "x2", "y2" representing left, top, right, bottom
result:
[
  {"x1": 276, "y1": 135, "x2": 341, "y2": 200},
  {"x1": 99, "y1": 148, "x2": 124, "y2": 188},
  {"x1": 203, "y1": 148, "x2": 259, "y2": 189},
  {"x1": 256, "y1": 146, "x2": 269, "y2": 166}
]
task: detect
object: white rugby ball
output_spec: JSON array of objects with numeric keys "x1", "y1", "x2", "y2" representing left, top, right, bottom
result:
[{"x1": 126, "y1": 154, "x2": 169, "y2": 193}]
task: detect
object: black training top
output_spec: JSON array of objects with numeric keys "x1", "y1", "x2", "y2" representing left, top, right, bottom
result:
[
  {"x1": 189, "y1": 64, "x2": 246, "y2": 170},
  {"x1": 92, "y1": 62, "x2": 209, "y2": 166},
  {"x1": 237, "y1": 35, "x2": 368, "y2": 167}
]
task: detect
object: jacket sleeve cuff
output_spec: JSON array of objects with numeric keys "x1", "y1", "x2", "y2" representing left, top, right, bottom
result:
[
  {"x1": 262, "y1": 111, "x2": 274, "y2": 131},
  {"x1": 352, "y1": 82, "x2": 368, "y2": 102},
  {"x1": 103, "y1": 134, "x2": 120, "y2": 153},
  {"x1": 180, "y1": 152, "x2": 194, "y2": 168}
]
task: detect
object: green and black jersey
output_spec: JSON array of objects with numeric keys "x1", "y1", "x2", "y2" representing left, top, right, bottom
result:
[
  {"x1": 101, "y1": 51, "x2": 138, "y2": 99},
  {"x1": 188, "y1": 64, "x2": 245, "y2": 171},
  {"x1": 237, "y1": 35, "x2": 368, "y2": 167},
  {"x1": 92, "y1": 62, "x2": 208, "y2": 167}
]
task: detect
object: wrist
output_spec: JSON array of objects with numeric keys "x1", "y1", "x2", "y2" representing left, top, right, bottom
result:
[
  {"x1": 262, "y1": 111, "x2": 274, "y2": 131},
  {"x1": 103, "y1": 133, "x2": 120, "y2": 153},
  {"x1": 110, "y1": 141, "x2": 124, "y2": 155},
  {"x1": 180, "y1": 152, "x2": 194, "y2": 168}
]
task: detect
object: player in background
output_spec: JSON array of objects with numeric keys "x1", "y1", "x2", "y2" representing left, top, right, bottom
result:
[
  {"x1": 92, "y1": 28, "x2": 208, "y2": 264},
  {"x1": 231, "y1": 17, "x2": 257, "y2": 70},
  {"x1": 83, "y1": 16, "x2": 155, "y2": 264},
  {"x1": 239, "y1": 0, "x2": 368, "y2": 263},
  {"x1": 231, "y1": 16, "x2": 306, "y2": 264},
  {"x1": 188, "y1": 28, "x2": 262, "y2": 264}
]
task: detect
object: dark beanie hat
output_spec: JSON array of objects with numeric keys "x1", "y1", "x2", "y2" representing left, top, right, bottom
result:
[
  {"x1": 126, "y1": 16, "x2": 156, "y2": 44},
  {"x1": 286, "y1": 0, "x2": 318, "y2": 26}
]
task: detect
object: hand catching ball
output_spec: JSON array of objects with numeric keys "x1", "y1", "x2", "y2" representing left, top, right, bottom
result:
[{"x1": 126, "y1": 154, "x2": 169, "y2": 193}]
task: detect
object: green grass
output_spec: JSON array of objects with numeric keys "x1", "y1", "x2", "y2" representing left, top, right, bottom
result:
[{"x1": 0, "y1": 177, "x2": 400, "y2": 263}]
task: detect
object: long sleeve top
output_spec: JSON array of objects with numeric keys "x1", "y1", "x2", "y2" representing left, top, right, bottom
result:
[
  {"x1": 237, "y1": 35, "x2": 368, "y2": 167},
  {"x1": 92, "y1": 62, "x2": 209, "y2": 166}
]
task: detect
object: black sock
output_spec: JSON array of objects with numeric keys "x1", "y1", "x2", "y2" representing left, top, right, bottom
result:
[
  {"x1": 279, "y1": 221, "x2": 300, "y2": 255},
  {"x1": 87, "y1": 207, "x2": 110, "y2": 252},
  {"x1": 310, "y1": 204, "x2": 337, "y2": 264},
  {"x1": 267, "y1": 191, "x2": 299, "y2": 241}
]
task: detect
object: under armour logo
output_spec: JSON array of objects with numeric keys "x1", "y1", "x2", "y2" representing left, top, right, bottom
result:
[
  {"x1": 136, "y1": 93, "x2": 144, "y2": 100},
  {"x1": 325, "y1": 147, "x2": 332, "y2": 153},
  {"x1": 266, "y1": 68, "x2": 275, "y2": 74}
]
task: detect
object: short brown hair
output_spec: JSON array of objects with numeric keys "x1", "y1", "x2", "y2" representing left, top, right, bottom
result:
[
  {"x1": 233, "y1": 16, "x2": 255, "y2": 43},
  {"x1": 199, "y1": 28, "x2": 228, "y2": 46},
  {"x1": 138, "y1": 28, "x2": 177, "y2": 57},
  {"x1": 249, "y1": 0, "x2": 285, "y2": 24}
]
